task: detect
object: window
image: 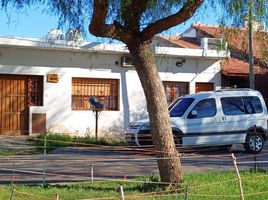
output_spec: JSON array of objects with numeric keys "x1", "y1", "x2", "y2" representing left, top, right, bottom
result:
[
  {"x1": 243, "y1": 96, "x2": 263, "y2": 114},
  {"x1": 163, "y1": 81, "x2": 189, "y2": 105},
  {"x1": 170, "y1": 98, "x2": 194, "y2": 117},
  {"x1": 188, "y1": 98, "x2": 216, "y2": 119},
  {"x1": 221, "y1": 97, "x2": 245, "y2": 115},
  {"x1": 27, "y1": 76, "x2": 43, "y2": 106},
  {"x1": 72, "y1": 78, "x2": 119, "y2": 111}
]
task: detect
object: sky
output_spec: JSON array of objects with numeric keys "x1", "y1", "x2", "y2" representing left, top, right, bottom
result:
[
  {"x1": 0, "y1": 5, "x2": 222, "y2": 42},
  {"x1": 0, "y1": 7, "x2": 58, "y2": 38}
]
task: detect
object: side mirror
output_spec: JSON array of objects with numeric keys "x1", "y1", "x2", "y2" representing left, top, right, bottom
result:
[
  {"x1": 191, "y1": 110, "x2": 198, "y2": 116},
  {"x1": 188, "y1": 110, "x2": 198, "y2": 119}
]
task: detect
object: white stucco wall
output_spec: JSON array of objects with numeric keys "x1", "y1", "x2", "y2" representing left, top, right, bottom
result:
[{"x1": 0, "y1": 44, "x2": 221, "y2": 137}]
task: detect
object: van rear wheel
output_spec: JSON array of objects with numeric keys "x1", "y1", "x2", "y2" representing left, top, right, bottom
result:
[{"x1": 244, "y1": 134, "x2": 264, "y2": 153}]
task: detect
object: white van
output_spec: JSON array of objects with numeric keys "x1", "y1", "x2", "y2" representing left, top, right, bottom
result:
[{"x1": 125, "y1": 89, "x2": 268, "y2": 153}]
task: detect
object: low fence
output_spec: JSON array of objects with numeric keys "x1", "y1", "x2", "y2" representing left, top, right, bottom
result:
[{"x1": 0, "y1": 135, "x2": 268, "y2": 199}]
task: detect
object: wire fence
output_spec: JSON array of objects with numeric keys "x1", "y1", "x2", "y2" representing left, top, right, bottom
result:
[{"x1": 0, "y1": 135, "x2": 268, "y2": 199}]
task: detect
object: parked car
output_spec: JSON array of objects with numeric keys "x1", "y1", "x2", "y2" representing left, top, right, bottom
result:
[{"x1": 125, "y1": 89, "x2": 268, "y2": 153}]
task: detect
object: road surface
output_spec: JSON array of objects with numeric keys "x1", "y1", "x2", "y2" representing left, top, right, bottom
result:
[{"x1": 0, "y1": 142, "x2": 267, "y2": 184}]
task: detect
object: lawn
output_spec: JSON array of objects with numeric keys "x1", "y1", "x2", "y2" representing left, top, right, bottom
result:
[
  {"x1": 0, "y1": 149, "x2": 16, "y2": 156},
  {"x1": 29, "y1": 133, "x2": 127, "y2": 152},
  {"x1": 1, "y1": 171, "x2": 268, "y2": 200}
]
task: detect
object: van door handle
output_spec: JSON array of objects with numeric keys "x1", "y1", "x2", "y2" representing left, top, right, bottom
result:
[{"x1": 222, "y1": 116, "x2": 226, "y2": 121}]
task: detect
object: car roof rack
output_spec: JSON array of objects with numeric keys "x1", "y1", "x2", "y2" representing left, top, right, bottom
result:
[{"x1": 216, "y1": 88, "x2": 254, "y2": 92}]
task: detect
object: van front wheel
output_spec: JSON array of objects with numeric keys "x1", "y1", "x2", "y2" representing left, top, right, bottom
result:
[{"x1": 244, "y1": 134, "x2": 264, "y2": 153}]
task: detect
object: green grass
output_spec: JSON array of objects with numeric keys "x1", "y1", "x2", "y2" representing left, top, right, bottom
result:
[
  {"x1": 29, "y1": 133, "x2": 127, "y2": 152},
  {"x1": 0, "y1": 149, "x2": 16, "y2": 156},
  {"x1": 1, "y1": 171, "x2": 268, "y2": 200},
  {"x1": 0, "y1": 148, "x2": 43, "y2": 156}
]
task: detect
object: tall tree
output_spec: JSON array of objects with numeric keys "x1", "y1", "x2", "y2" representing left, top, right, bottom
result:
[{"x1": 88, "y1": 0, "x2": 205, "y2": 184}]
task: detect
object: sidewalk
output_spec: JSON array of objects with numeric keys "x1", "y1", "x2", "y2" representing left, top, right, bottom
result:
[
  {"x1": 0, "y1": 135, "x2": 267, "y2": 151},
  {"x1": 0, "y1": 136, "x2": 30, "y2": 150}
]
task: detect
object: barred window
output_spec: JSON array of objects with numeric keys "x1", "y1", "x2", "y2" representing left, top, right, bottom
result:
[
  {"x1": 72, "y1": 78, "x2": 119, "y2": 111},
  {"x1": 27, "y1": 76, "x2": 43, "y2": 106},
  {"x1": 163, "y1": 81, "x2": 189, "y2": 105}
]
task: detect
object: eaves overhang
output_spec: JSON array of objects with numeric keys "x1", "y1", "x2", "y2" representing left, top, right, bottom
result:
[
  {"x1": 0, "y1": 35, "x2": 229, "y2": 59},
  {"x1": 0, "y1": 36, "x2": 129, "y2": 54},
  {"x1": 155, "y1": 46, "x2": 229, "y2": 59}
]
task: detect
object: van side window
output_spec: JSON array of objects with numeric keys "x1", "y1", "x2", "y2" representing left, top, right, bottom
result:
[
  {"x1": 221, "y1": 97, "x2": 245, "y2": 115},
  {"x1": 243, "y1": 96, "x2": 263, "y2": 114},
  {"x1": 188, "y1": 98, "x2": 216, "y2": 119}
]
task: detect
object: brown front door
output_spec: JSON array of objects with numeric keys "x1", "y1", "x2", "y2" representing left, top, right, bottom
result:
[
  {"x1": 195, "y1": 82, "x2": 214, "y2": 93},
  {"x1": 0, "y1": 75, "x2": 28, "y2": 135}
]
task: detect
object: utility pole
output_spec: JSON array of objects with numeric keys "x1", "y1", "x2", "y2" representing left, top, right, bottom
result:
[{"x1": 248, "y1": 0, "x2": 255, "y2": 89}]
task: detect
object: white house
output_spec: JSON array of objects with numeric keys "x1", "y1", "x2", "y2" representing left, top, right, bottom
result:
[{"x1": 0, "y1": 35, "x2": 228, "y2": 137}]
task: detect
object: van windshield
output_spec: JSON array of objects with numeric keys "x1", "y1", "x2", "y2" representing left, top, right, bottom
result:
[{"x1": 169, "y1": 98, "x2": 195, "y2": 117}]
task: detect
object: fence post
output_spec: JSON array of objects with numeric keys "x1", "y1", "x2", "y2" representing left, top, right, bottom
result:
[
  {"x1": 120, "y1": 185, "x2": 125, "y2": 200},
  {"x1": 9, "y1": 188, "x2": 15, "y2": 200},
  {"x1": 43, "y1": 130, "x2": 47, "y2": 186},
  {"x1": 55, "y1": 194, "x2": 60, "y2": 200},
  {"x1": 184, "y1": 184, "x2": 189, "y2": 200},
  {"x1": 231, "y1": 153, "x2": 244, "y2": 200},
  {"x1": 11, "y1": 162, "x2": 15, "y2": 185},
  {"x1": 90, "y1": 164, "x2": 94, "y2": 182}
]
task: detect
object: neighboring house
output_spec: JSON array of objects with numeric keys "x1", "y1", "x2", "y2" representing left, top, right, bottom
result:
[
  {"x1": 0, "y1": 35, "x2": 227, "y2": 136},
  {"x1": 162, "y1": 23, "x2": 268, "y2": 100}
]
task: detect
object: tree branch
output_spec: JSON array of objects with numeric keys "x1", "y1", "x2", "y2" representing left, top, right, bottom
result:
[
  {"x1": 130, "y1": 0, "x2": 149, "y2": 31},
  {"x1": 142, "y1": 0, "x2": 204, "y2": 41},
  {"x1": 89, "y1": 0, "x2": 129, "y2": 42}
]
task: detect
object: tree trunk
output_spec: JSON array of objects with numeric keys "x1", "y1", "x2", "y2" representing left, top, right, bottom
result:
[{"x1": 128, "y1": 41, "x2": 183, "y2": 184}]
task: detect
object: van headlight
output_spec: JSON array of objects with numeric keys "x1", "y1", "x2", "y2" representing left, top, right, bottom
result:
[
  {"x1": 127, "y1": 122, "x2": 143, "y2": 129},
  {"x1": 140, "y1": 123, "x2": 150, "y2": 131}
]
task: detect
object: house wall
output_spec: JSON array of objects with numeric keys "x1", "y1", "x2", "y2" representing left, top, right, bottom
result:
[{"x1": 0, "y1": 46, "x2": 221, "y2": 137}]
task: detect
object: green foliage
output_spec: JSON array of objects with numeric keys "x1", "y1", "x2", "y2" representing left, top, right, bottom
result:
[
  {"x1": 137, "y1": 174, "x2": 166, "y2": 192},
  {"x1": 0, "y1": 0, "x2": 204, "y2": 34},
  {"x1": 1, "y1": 0, "x2": 266, "y2": 40},
  {"x1": 29, "y1": 133, "x2": 127, "y2": 152},
  {"x1": 0, "y1": 149, "x2": 16, "y2": 156},
  {"x1": 221, "y1": 0, "x2": 267, "y2": 26}
]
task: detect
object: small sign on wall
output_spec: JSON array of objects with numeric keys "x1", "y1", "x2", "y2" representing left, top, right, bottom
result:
[{"x1": 47, "y1": 74, "x2": 59, "y2": 83}]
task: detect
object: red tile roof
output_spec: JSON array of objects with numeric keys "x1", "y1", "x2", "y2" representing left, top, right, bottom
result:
[
  {"x1": 191, "y1": 23, "x2": 268, "y2": 76},
  {"x1": 221, "y1": 58, "x2": 268, "y2": 76},
  {"x1": 155, "y1": 35, "x2": 201, "y2": 49},
  {"x1": 157, "y1": 24, "x2": 268, "y2": 76},
  {"x1": 192, "y1": 23, "x2": 268, "y2": 62}
]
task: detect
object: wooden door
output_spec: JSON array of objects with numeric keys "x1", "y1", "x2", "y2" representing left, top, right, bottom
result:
[
  {"x1": 195, "y1": 82, "x2": 214, "y2": 93},
  {"x1": 0, "y1": 75, "x2": 28, "y2": 135}
]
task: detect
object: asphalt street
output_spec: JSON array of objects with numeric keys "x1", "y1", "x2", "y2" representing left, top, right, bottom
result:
[{"x1": 0, "y1": 140, "x2": 267, "y2": 185}]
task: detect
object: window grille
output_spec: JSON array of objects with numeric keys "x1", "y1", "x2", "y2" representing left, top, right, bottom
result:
[
  {"x1": 163, "y1": 81, "x2": 189, "y2": 105},
  {"x1": 27, "y1": 76, "x2": 43, "y2": 106},
  {"x1": 72, "y1": 78, "x2": 119, "y2": 111}
]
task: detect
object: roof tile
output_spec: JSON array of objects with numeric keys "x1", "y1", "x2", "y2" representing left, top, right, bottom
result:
[{"x1": 165, "y1": 23, "x2": 268, "y2": 76}]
